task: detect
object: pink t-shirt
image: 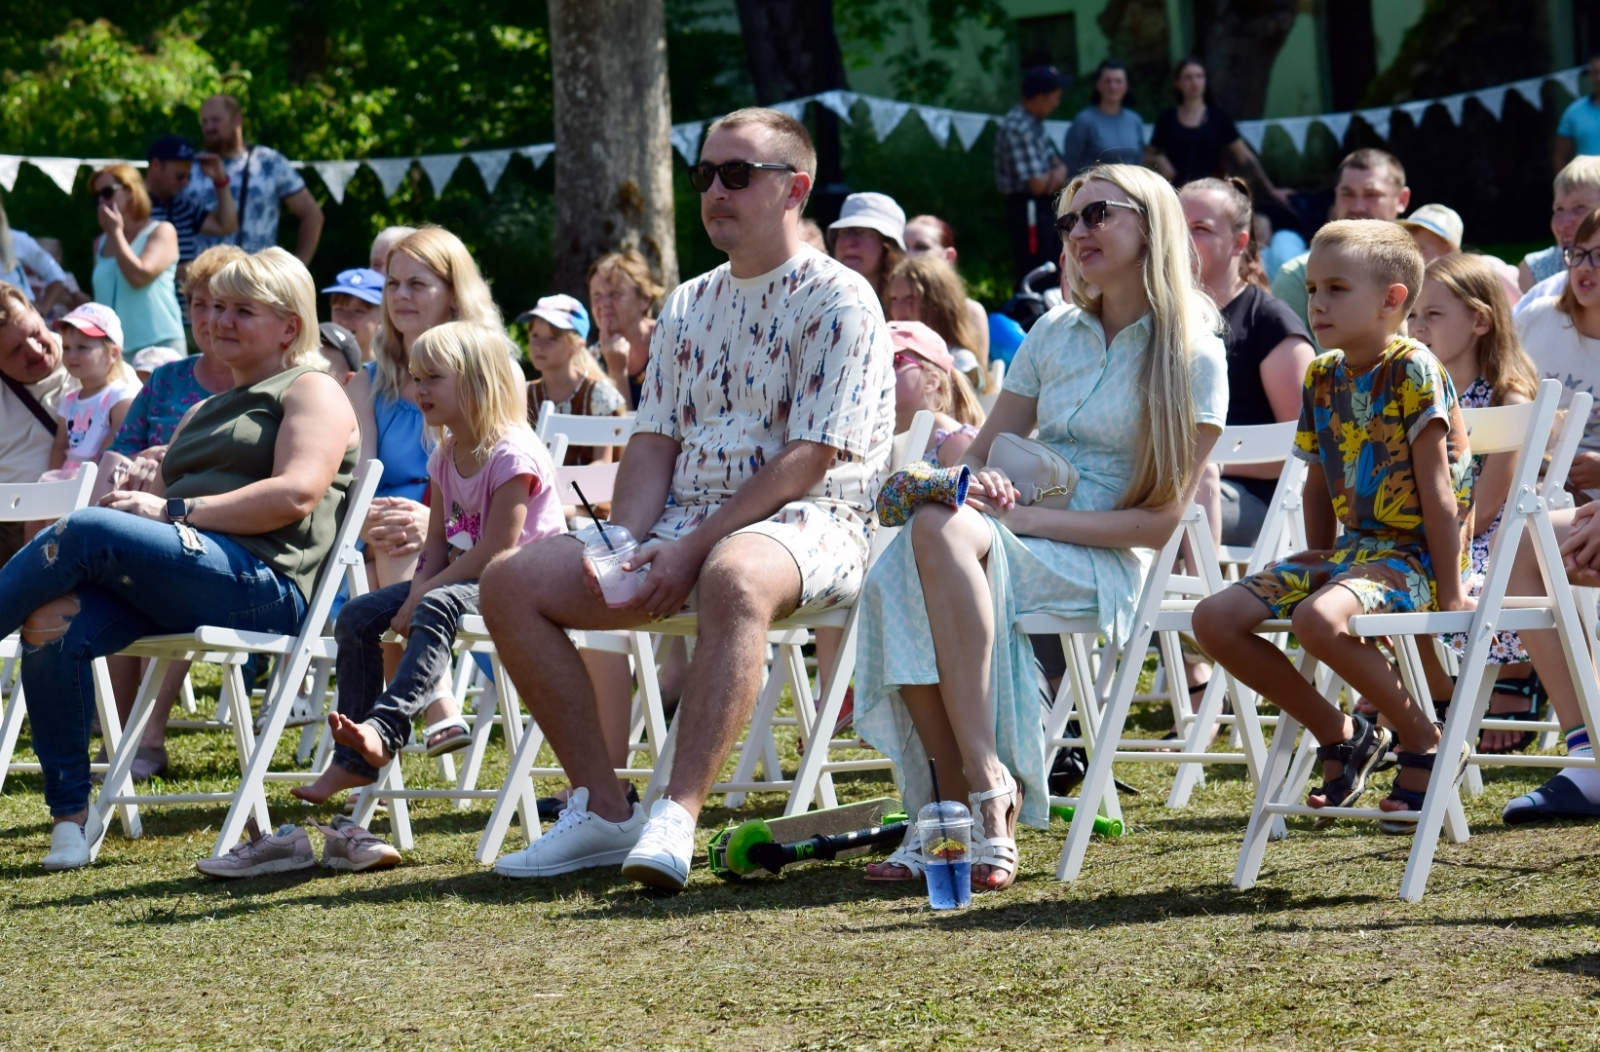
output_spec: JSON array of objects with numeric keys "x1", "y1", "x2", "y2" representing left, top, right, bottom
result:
[{"x1": 428, "y1": 426, "x2": 564, "y2": 554}]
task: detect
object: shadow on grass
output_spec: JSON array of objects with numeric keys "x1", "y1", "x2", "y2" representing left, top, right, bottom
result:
[{"x1": 1534, "y1": 953, "x2": 1600, "y2": 996}]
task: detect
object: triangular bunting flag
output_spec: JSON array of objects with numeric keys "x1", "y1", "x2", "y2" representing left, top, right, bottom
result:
[
  {"x1": 471, "y1": 150, "x2": 513, "y2": 194},
  {"x1": 949, "y1": 111, "x2": 991, "y2": 151},
  {"x1": 312, "y1": 160, "x2": 361, "y2": 204},
  {"x1": 771, "y1": 99, "x2": 808, "y2": 121},
  {"x1": 1397, "y1": 100, "x2": 1432, "y2": 126},
  {"x1": 28, "y1": 157, "x2": 82, "y2": 195},
  {"x1": 365, "y1": 158, "x2": 413, "y2": 198},
  {"x1": 671, "y1": 122, "x2": 704, "y2": 166},
  {"x1": 866, "y1": 97, "x2": 910, "y2": 141},
  {"x1": 915, "y1": 105, "x2": 951, "y2": 148},
  {"x1": 1473, "y1": 86, "x2": 1510, "y2": 120},
  {"x1": 813, "y1": 90, "x2": 857, "y2": 122},
  {"x1": 0, "y1": 155, "x2": 21, "y2": 192},
  {"x1": 1042, "y1": 119, "x2": 1070, "y2": 151},
  {"x1": 1555, "y1": 68, "x2": 1582, "y2": 96},
  {"x1": 1357, "y1": 108, "x2": 1392, "y2": 140},
  {"x1": 1236, "y1": 120, "x2": 1267, "y2": 153},
  {"x1": 1510, "y1": 76, "x2": 1545, "y2": 109},
  {"x1": 521, "y1": 144, "x2": 555, "y2": 170},
  {"x1": 418, "y1": 153, "x2": 464, "y2": 195},
  {"x1": 1441, "y1": 93, "x2": 1468, "y2": 125},
  {"x1": 1274, "y1": 116, "x2": 1313, "y2": 154},
  {"x1": 1318, "y1": 112, "x2": 1352, "y2": 145}
]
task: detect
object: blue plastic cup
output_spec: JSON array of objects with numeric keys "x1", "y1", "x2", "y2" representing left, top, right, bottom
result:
[{"x1": 918, "y1": 801, "x2": 973, "y2": 910}]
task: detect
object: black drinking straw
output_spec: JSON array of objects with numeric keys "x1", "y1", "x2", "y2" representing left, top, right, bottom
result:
[
  {"x1": 570, "y1": 482, "x2": 613, "y2": 551},
  {"x1": 928, "y1": 757, "x2": 943, "y2": 806}
]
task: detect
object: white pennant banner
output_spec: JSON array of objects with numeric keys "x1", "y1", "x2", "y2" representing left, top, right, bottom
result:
[
  {"x1": 1042, "y1": 119, "x2": 1071, "y2": 152},
  {"x1": 866, "y1": 97, "x2": 910, "y2": 141},
  {"x1": 365, "y1": 158, "x2": 412, "y2": 198},
  {"x1": 1510, "y1": 76, "x2": 1546, "y2": 109},
  {"x1": 813, "y1": 90, "x2": 857, "y2": 122},
  {"x1": 1236, "y1": 120, "x2": 1267, "y2": 154},
  {"x1": 915, "y1": 105, "x2": 951, "y2": 148},
  {"x1": 418, "y1": 153, "x2": 464, "y2": 195},
  {"x1": 471, "y1": 149, "x2": 513, "y2": 194},
  {"x1": 312, "y1": 160, "x2": 362, "y2": 204},
  {"x1": 1274, "y1": 116, "x2": 1314, "y2": 153},
  {"x1": 1440, "y1": 92, "x2": 1469, "y2": 125},
  {"x1": 29, "y1": 157, "x2": 82, "y2": 195},
  {"x1": 1556, "y1": 68, "x2": 1582, "y2": 95},
  {"x1": 949, "y1": 111, "x2": 992, "y2": 151},
  {"x1": 0, "y1": 155, "x2": 21, "y2": 192},
  {"x1": 1318, "y1": 112, "x2": 1352, "y2": 145},
  {"x1": 1358, "y1": 107, "x2": 1392, "y2": 140},
  {"x1": 770, "y1": 100, "x2": 807, "y2": 121},
  {"x1": 521, "y1": 144, "x2": 555, "y2": 170},
  {"x1": 1476, "y1": 86, "x2": 1510, "y2": 120},
  {"x1": 670, "y1": 122, "x2": 703, "y2": 166}
]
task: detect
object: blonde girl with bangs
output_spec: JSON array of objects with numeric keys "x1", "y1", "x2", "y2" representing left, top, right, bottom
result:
[
  {"x1": 854, "y1": 163, "x2": 1227, "y2": 893},
  {"x1": 887, "y1": 255, "x2": 990, "y2": 380},
  {"x1": 293, "y1": 322, "x2": 566, "y2": 810},
  {"x1": 0, "y1": 246, "x2": 358, "y2": 871}
]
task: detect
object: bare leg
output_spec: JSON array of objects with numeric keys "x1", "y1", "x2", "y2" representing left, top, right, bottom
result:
[
  {"x1": 291, "y1": 714, "x2": 385, "y2": 803},
  {"x1": 585, "y1": 650, "x2": 635, "y2": 774}
]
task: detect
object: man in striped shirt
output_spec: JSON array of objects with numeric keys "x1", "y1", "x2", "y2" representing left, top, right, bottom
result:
[{"x1": 144, "y1": 134, "x2": 238, "y2": 284}]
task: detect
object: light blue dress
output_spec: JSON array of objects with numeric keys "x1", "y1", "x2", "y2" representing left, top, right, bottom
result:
[{"x1": 855, "y1": 305, "x2": 1229, "y2": 828}]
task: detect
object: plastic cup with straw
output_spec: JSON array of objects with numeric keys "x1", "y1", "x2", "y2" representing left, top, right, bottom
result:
[
  {"x1": 917, "y1": 757, "x2": 972, "y2": 909},
  {"x1": 574, "y1": 483, "x2": 644, "y2": 608}
]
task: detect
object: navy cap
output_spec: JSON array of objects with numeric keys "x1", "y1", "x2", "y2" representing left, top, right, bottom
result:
[
  {"x1": 147, "y1": 134, "x2": 197, "y2": 162},
  {"x1": 1022, "y1": 65, "x2": 1065, "y2": 98},
  {"x1": 321, "y1": 267, "x2": 385, "y2": 305},
  {"x1": 319, "y1": 322, "x2": 362, "y2": 372}
]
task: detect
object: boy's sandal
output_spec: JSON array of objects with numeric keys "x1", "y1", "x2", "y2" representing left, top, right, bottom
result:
[
  {"x1": 424, "y1": 716, "x2": 471, "y2": 757},
  {"x1": 1377, "y1": 739, "x2": 1471, "y2": 836},
  {"x1": 864, "y1": 830, "x2": 927, "y2": 883},
  {"x1": 1308, "y1": 713, "x2": 1391, "y2": 811},
  {"x1": 969, "y1": 773, "x2": 1021, "y2": 892},
  {"x1": 1477, "y1": 673, "x2": 1546, "y2": 755}
]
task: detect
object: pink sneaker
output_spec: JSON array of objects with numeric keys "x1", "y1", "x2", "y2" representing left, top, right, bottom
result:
[
  {"x1": 316, "y1": 820, "x2": 401, "y2": 872},
  {"x1": 196, "y1": 823, "x2": 314, "y2": 878}
]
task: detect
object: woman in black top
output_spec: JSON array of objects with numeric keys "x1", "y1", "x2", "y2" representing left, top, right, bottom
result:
[{"x1": 1148, "y1": 58, "x2": 1294, "y2": 209}]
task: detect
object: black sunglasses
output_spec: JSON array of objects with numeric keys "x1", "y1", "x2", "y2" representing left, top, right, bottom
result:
[
  {"x1": 1055, "y1": 199, "x2": 1143, "y2": 237},
  {"x1": 95, "y1": 184, "x2": 126, "y2": 201},
  {"x1": 688, "y1": 160, "x2": 796, "y2": 193}
]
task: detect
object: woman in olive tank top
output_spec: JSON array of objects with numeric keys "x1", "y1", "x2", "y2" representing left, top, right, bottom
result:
[{"x1": 0, "y1": 248, "x2": 358, "y2": 871}]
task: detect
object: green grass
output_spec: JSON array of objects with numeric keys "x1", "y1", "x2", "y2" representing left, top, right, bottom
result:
[{"x1": 3, "y1": 667, "x2": 1600, "y2": 1050}]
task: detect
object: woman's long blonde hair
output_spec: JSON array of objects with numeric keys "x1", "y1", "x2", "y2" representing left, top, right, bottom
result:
[
  {"x1": 1061, "y1": 164, "x2": 1220, "y2": 510},
  {"x1": 890, "y1": 256, "x2": 983, "y2": 356},
  {"x1": 1424, "y1": 253, "x2": 1539, "y2": 405},
  {"x1": 410, "y1": 321, "x2": 530, "y2": 458},
  {"x1": 209, "y1": 247, "x2": 324, "y2": 370},
  {"x1": 372, "y1": 226, "x2": 503, "y2": 398}
]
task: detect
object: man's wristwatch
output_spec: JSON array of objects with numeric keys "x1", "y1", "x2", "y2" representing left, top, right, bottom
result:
[{"x1": 166, "y1": 498, "x2": 192, "y2": 524}]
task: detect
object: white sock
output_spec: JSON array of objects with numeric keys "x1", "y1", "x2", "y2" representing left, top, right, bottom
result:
[{"x1": 1556, "y1": 729, "x2": 1600, "y2": 804}]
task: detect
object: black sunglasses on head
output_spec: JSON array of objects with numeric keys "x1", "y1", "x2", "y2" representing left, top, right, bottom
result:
[
  {"x1": 688, "y1": 160, "x2": 796, "y2": 193},
  {"x1": 1055, "y1": 198, "x2": 1143, "y2": 237}
]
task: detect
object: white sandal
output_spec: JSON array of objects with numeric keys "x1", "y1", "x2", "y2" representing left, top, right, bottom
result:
[
  {"x1": 969, "y1": 773, "x2": 1021, "y2": 892},
  {"x1": 863, "y1": 825, "x2": 927, "y2": 883},
  {"x1": 423, "y1": 716, "x2": 471, "y2": 757}
]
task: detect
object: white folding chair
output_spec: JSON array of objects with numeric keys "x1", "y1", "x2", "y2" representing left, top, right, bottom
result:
[
  {"x1": 534, "y1": 403, "x2": 635, "y2": 463},
  {"x1": 1234, "y1": 380, "x2": 1600, "y2": 901},
  {"x1": 977, "y1": 359, "x2": 1006, "y2": 416},
  {"x1": 86, "y1": 460, "x2": 383, "y2": 860}
]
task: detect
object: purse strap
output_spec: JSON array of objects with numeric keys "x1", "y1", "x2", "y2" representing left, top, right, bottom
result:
[{"x1": 2, "y1": 371, "x2": 60, "y2": 437}]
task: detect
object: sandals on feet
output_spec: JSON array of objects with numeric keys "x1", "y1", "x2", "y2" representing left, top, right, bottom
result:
[
  {"x1": 1377, "y1": 737, "x2": 1472, "y2": 836},
  {"x1": 863, "y1": 826, "x2": 927, "y2": 883},
  {"x1": 1308, "y1": 713, "x2": 1391, "y2": 811},
  {"x1": 1477, "y1": 672, "x2": 1547, "y2": 755},
  {"x1": 970, "y1": 773, "x2": 1021, "y2": 892},
  {"x1": 423, "y1": 716, "x2": 471, "y2": 757}
]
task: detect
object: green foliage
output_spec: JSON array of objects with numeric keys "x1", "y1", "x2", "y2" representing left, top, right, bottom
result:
[{"x1": 835, "y1": 0, "x2": 1012, "y2": 105}]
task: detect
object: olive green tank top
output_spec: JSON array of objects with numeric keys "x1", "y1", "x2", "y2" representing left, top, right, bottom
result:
[{"x1": 162, "y1": 365, "x2": 356, "y2": 600}]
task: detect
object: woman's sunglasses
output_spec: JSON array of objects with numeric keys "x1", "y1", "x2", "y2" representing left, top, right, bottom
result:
[
  {"x1": 893, "y1": 351, "x2": 926, "y2": 371},
  {"x1": 1055, "y1": 199, "x2": 1143, "y2": 237},
  {"x1": 1565, "y1": 246, "x2": 1600, "y2": 269},
  {"x1": 95, "y1": 184, "x2": 126, "y2": 201},
  {"x1": 688, "y1": 160, "x2": 796, "y2": 193}
]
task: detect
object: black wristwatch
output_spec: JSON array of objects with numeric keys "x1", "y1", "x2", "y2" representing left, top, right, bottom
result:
[{"x1": 166, "y1": 498, "x2": 192, "y2": 524}]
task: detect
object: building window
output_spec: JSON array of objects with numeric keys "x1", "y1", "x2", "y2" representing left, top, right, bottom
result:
[{"x1": 1017, "y1": 13, "x2": 1079, "y2": 79}]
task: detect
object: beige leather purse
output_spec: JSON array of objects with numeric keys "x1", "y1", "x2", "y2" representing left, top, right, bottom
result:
[{"x1": 984, "y1": 432, "x2": 1079, "y2": 509}]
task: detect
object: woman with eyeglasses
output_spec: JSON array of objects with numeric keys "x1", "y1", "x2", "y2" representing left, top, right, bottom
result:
[
  {"x1": 1516, "y1": 208, "x2": 1600, "y2": 496},
  {"x1": 88, "y1": 164, "x2": 183, "y2": 361},
  {"x1": 854, "y1": 164, "x2": 1227, "y2": 892},
  {"x1": 826, "y1": 192, "x2": 906, "y2": 309}
]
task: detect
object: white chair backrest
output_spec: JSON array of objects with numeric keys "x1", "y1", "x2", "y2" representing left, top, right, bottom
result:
[
  {"x1": 302, "y1": 459, "x2": 383, "y2": 636},
  {"x1": 1541, "y1": 391, "x2": 1594, "y2": 503},
  {"x1": 535, "y1": 402, "x2": 637, "y2": 465},
  {"x1": 556, "y1": 462, "x2": 620, "y2": 507},
  {"x1": 1460, "y1": 400, "x2": 1541, "y2": 457},
  {"x1": 0, "y1": 464, "x2": 98, "y2": 523},
  {"x1": 1209, "y1": 421, "x2": 1297, "y2": 466}
]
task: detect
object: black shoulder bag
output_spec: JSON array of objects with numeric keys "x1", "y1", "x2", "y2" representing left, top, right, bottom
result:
[{"x1": 2, "y1": 371, "x2": 61, "y2": 437}]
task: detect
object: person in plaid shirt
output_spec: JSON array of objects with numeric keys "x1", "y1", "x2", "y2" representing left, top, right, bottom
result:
[{"x1": 994, "y1": 66, "x2": 1069, "y2": 282}]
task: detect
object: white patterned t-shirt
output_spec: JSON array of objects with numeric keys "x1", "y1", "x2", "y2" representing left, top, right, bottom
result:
[{"x1": 636, "y1": 247, "x2": 896, "y2": 539}]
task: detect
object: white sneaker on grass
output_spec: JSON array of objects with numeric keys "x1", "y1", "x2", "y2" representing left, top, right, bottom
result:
[
  {"x1": 621, "y1": 798, "x2": 696, "y2": 890},
  {"x1": 42, "y1": 822, "x2": 89, "y2": 871},
  {"x1": 494, "y1": 787, "x2": 644, "y2": 878}
]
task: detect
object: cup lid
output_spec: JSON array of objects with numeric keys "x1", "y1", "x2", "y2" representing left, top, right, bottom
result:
[{"x1": 917, "y1": 800, "x2": 971, "y2": 824}]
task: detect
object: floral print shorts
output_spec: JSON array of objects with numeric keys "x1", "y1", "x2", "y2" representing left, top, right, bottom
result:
[{"x1": 1237, "y1": 534, "x2": 1440, "y2": 619}]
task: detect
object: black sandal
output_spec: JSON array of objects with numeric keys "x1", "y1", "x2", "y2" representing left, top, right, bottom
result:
[
  {"x1": 1308, "y1": 713, "x2": 1391, "y2": 811},
  {"x1": 1477, "y1": 672, "x2": 1546, "y2": 755},
  {"x1": 1378, "y1": 738, "x2": 1472, "y2": 835}
]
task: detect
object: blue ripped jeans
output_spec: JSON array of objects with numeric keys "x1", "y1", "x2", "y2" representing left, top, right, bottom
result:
[{"x1": 0, "y1": 508, "x2": 305, "y2": 816}]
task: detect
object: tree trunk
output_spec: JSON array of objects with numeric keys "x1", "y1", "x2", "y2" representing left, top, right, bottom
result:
[
  {"x1": 734, "y1": 0, "x2": 850, "y2": 223},
  {"x1": 548, "y1": 0, "x2": 679, "y2": 296},
  {"x1": 1200, "y1": 0, "x2": 1299, "y2": 119}
]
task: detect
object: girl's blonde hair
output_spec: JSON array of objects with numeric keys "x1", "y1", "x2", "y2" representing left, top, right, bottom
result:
[
  {"x1": 1424, "y1": 253, "x2": 1539, "y2": 405},
  {"x1": 410, "y1": 321, "x2": 529, "y2": 458},
  {"x1": 209, "y1": 247, "x2": 325, "y2": 371},
  {"x1": 182, "y1": 244, "x2": 247, "y2": 297},
  {"x1": 922, "y1": 360, "x2": 986, "y2": 427},
  {"x1": 91, "y1": 164, "x2": 153, "y2": 224},
  {"x1": 1061, "y1": 164, "x2": 1220, "y2": 510},
  {"x1": 890, "y1": 256, "x2": 983, "y2": 356},
  {"x1": 372, "y1": 226, "x2": 503, "y2": 397},
  {"x1": 527, "y1": 316, "x2": 602, "y2": 379},
  {"x1": 66, "y1": 328, "x2": 136, "y2": 385}
]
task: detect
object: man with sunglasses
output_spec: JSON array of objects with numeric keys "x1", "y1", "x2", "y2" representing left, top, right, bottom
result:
[{"x1": 481, "y1": 107, "x2": 895, "y2": 890}]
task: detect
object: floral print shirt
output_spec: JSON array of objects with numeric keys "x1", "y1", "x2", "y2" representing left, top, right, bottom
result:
[
  {"x1": 1293, "y1": 335, "x2": 1473, "y2": 543},
  {"x1": 635, "y1": 247, "x2": 896, "y2": 539},
  {"x1": 109, "y1": 355, "x2": 208, "y2": 455}
]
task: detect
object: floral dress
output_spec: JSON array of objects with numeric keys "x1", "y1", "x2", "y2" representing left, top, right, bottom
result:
[{"x1": 1444, "y1": 376, "x2": 1528, "y2": 663}]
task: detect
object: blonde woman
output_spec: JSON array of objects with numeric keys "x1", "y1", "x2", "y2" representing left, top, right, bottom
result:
[
  {"x1": 589, "y1": 250, "x2": 663, "y2": 410},
  {"x1": 288, "y1": 322, "x2": 564, "y2": 820},
  {"x1": 855, "y1": 164, "x2": 1227, "y2": 892},
  {"x1": 0, "y1": 247, "x2": 358, "y2": 871},
  {"x1": 88, "y1": 164, "x2": 183, "y2": 358}
]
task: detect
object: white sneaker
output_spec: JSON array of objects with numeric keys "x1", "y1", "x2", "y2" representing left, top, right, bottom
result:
[
  {"x1": 621, "y1": 798, "x2": 696, "y2": 890},
  {"x1": 493, "y1": 787, "x2": 644, "y2": 878},
  {"x1": 42, "y1": 821, "x2": 90, "y2": 871}
]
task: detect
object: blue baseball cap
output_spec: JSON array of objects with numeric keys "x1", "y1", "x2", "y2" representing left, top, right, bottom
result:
[
  {"x1": 147, "y1": 134, "x2": 197, "y2": 162},
  {"x1": 516, "y1": 294, "x2": 591, "y2": 340},
  {"x1": 321, "y1": 268, "x2": 385, "y2": 305}
]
